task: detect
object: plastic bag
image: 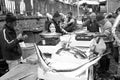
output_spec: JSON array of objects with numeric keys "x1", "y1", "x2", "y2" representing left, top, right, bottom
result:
[{"x1": 90, "y1": 37, "x2": 106, "y2": 54}]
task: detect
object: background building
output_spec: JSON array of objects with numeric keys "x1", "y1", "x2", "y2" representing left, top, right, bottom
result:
[{"x1": 0, "y1": 0, "x2": 120, "y2": 16}]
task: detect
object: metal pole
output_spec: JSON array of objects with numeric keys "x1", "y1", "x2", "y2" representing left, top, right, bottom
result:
[
  {"x1": 77, "y1": 0, "x2": 79, "y2": 17},
  {"x1": 107, "y1": 0, "x2": 109, "y2": 13}
]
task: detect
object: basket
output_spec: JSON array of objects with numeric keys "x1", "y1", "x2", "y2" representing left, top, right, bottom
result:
[{"x1": 21, "y1": 44, "x2": 36, "y2": 59}]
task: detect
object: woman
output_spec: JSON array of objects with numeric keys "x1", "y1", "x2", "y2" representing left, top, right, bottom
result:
[
  {"x1": 47, "y1": 23, "x2": 56, "y2": 33},
  {"x1": 41, "y1": 23, "x2": 61, "y2": 45},
  {"x1": 45, "y1": 11, "x2": 67, "y2": 34},
  {"x1": 46, "y1": 22, "x2": 67, "y2": 34}
]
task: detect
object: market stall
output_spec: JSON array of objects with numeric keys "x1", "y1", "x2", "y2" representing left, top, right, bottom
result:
[
  {"x1": 36, "y1": 30, "x2": 104, "y2": 80},
  {"x1": 36, "y1": 35, "x2": 97, "y2": 80},
  {"x1": 0, "y1": 29, "x2": 105, "y2": 80},
  {"x1": 73, "y1": 0, "x2": 100, "y2": 18}
]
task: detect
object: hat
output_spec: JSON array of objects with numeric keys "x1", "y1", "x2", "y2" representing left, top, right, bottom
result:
[
  {"x1": 90, "y1": 12, "x2": 96, "y2": 18},
  {"x1": 67, "y1": 12, "x2": 72, "y2": 16},
  {"x1": 46, "y1": 13, "x2": 53, "y2": 19},
  {"x1": 96, "y1": 14, "x2": 104, "y2": 22},
  {"x1": 53, "y1": 11, "x2": 61, "y2": 18},
  {"x1": 5, "y1": 12, "x2": 17, "y2": 22}
]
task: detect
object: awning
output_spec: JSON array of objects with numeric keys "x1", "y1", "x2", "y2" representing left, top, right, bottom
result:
[
  {"x1": 73, "y1": 0, "x2": 99, "y2": 6},
  {"x1": 99, "y1": 0, "x2": 106, "y2": 2}
]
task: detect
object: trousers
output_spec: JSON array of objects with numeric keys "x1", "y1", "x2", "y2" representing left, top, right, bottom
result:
[{"x1": 6, "y1": 59, "x2": 21, "y2": 70}]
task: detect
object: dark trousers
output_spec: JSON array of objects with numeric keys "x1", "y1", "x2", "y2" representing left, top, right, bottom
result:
[
  {"x1": 98, "y1": 42, "x2": 113, "y2": 72},
  {"x1": 99, "y1": 55, "x2": 110, "y2": 72},
  {"x1": 113, "y1": 46, "x2": 119, "y2": 63},
  {"x1": 0, "y1": 60, "x2": 8, "y2": 77}
]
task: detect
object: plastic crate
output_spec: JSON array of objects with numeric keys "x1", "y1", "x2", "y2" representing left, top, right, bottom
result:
[{"x1": 75, "y1": 34, "x2": 93, "y2": 41}]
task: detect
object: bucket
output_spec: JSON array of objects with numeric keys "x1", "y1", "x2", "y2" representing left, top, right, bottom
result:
[{"x1": 21, "y1": 43, "x2": 36, "y2": 59}]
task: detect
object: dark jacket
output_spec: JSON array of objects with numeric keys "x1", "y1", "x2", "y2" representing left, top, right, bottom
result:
[
  {"x1": 83, "y1": 19, "x2": 100, "y2": 32},
  {"x1": 0, "y1": 24, "x2": 22, "y2": 60},
  {"x1": 64, "y1": 17, "x2": 76, "y2": 32}
]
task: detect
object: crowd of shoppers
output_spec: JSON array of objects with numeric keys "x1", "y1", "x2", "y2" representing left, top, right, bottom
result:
[
  {"x1": 44, "y1": 10, "x2": 120, "y2": 79},
  {"x1": 1, "y1": 6, "x2": 120, "y2": 80},
  {"x1": 81, "y1": 7, "x2": 120, "y2": 79},
  {"x1": 45, "y1": 11, "x2": 77, "y2": 34}
]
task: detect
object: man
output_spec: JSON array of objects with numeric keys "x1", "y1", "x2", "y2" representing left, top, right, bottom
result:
[
  {"x1": 95, "y1": 14, "x2": 113, "y2": 74},
  {"x1": 0, "y1": 13, "x2": 27, "y2": 70},
  {"x1": 82, "y1": 12, "x2": 100, "y2": 32},
  {"x1": 64, "y1": 12, "x2": 76, "y2": 32},
  {"x1": 106, "y1": 13, "x2": 115, "y2": 25},
  {"x1": 45, "y1": 13, "x2": 53, "y2": 32}
]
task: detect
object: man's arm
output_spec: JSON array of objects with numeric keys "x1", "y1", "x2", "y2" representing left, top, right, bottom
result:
[
  {"x1": 64, "y1": 18, "x2": 75, "y2": 28},
  {"x1": 95, "y1": 23, "x2": 112, "y2": 37},
  {"x1": 97, "y1": 28, "x2": 111, "y2": 37},
  {"x1": 3, "y1": 29, "x2": 24, "y2": 50},
  {"x1": 82, "y1": 19, "x2": 90, "y2": 27},
  {"x1": 67, "y1": 19, "x2": 74, "y2": 25},
  {"x1": 59, "y1": 22, "x2": 68, "y2": 34}
]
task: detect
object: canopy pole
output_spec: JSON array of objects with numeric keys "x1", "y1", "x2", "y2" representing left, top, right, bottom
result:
[
  {"x1": 107, "y1": 0, "x2": 109, "y2": 13},
  {"x1": 77, "y1": 0, "x2": 79, "y2": 17}
]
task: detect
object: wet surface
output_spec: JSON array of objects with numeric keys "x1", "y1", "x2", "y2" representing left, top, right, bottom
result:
[{"x1": 94, "y1": 55, "x2": 118, "y2": 80}]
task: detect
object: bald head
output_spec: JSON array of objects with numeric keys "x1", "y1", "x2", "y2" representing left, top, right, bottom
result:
[{"x1": 89, "y1": 12, "x2": 96, "y2": 20}]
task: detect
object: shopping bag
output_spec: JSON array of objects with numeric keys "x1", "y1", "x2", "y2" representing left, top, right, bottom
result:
[
  {"x1": 95, "y1": 37, "x2": 106, "y2": 54},
  {"x1": 90, "y1": 37, "x2": 106, "y2": 54}
]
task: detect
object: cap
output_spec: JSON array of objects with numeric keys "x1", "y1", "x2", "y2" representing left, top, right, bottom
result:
[
  {"x1": 96, "y1": 14, "x2": 104, "y2": 22},
  {"x1": 67, "y1": 12, "x2": 72, "y2": 16},
  {"x1": 5, "y1": 12, "x2": 17, "y2": 22}
]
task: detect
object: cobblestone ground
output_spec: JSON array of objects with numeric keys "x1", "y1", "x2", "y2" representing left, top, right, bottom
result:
[{"x1": 109, "y1": 56, "x2": 118, "y2": 75}]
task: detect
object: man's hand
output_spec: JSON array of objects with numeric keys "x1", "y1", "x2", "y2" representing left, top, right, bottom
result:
[
  {"x1": 17, "y1": 33, "x2": 22, "y2": 40},
  {"x1": 17, "y1": 33, "x2": 28, "y2": 41},
  {"x1": 22, "y1": 35, "x2": 28, "y2": 40}
]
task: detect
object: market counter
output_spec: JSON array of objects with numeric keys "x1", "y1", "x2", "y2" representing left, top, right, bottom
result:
[{"x1": 0, "y1": 31, "x2": 102, "y2": 80}]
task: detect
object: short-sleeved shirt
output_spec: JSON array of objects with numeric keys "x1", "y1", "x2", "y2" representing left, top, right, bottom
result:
[{"x1": 100, "y1": 20, "x2": 113, "y2": 42}]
